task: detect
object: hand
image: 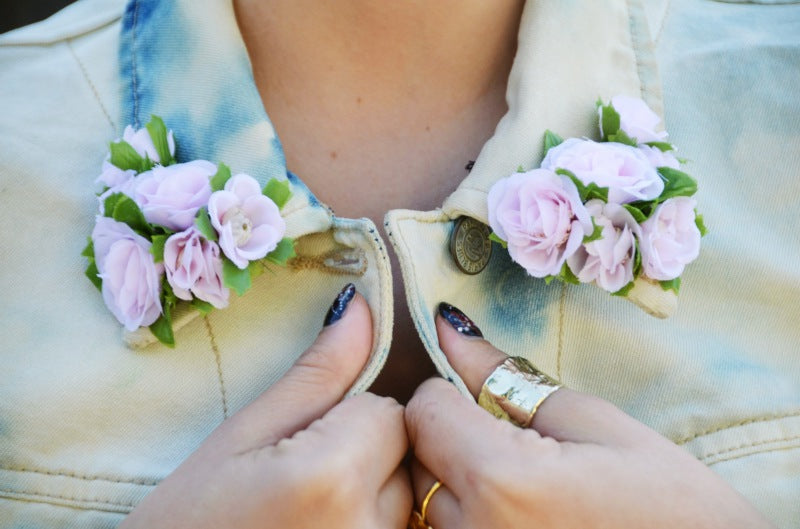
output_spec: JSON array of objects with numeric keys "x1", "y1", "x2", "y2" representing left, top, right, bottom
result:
[
  {"x1": 121, "y1": 285, "x2": 412, "y2": 529},
  {"x1": 405, "y1": 303, "x2": 775, "y2": 529}
]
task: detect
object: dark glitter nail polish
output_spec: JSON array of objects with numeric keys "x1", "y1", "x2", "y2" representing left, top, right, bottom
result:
[
  {"x1": 324, "y1": 283, "x2": 356, "y2": 326},
  {"x1": 438, "y1": 302, "x2": 483, "y2": 338}
]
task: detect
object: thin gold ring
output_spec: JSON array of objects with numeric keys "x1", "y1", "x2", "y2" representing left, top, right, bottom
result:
[
  {"x1": 408, "y1": 480, "x2": 443, "y2": 529},
  {"x1": 420, "y1": 480, "x2": 442, "y2": 522}
]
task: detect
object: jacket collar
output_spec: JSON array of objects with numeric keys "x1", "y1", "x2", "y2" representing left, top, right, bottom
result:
[
  {"x1": 443, "y1": 0, "x2": 663, "y2": 223},
  {"x1": 119, "y1": 0, "x2": 332, "y2": 239}
]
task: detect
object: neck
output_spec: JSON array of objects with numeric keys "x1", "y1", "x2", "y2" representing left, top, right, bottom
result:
[{"x1": 234, "y1": 0, "x2": 524, "y2": 122}]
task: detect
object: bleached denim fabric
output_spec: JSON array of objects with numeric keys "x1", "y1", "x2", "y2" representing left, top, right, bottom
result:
[{"x1": 0, "y1": 0, "x2": 798, "y2": 526}]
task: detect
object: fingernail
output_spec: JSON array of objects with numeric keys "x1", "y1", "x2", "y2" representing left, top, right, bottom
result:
[
  {"x1": 437, "y1": 302, "x2": 483, "y2": 338},
  {"x1": 324, "y1": 283, "x2": 356, "y2": 326}
]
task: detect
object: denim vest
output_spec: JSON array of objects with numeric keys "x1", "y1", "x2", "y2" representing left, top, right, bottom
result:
[{"x1": 1, "y1": 0, "x2": 799, "y2": 526}]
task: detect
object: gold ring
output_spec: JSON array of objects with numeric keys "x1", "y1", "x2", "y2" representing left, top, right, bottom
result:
[
  {"x1": 408, "y1": 480, "x2": 443, "y2": 529},
  {"x1": 478, "y1": 356, "x2": 561, "y2": 428}
]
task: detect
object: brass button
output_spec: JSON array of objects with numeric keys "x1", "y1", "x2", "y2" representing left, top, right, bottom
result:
[{"x1": 449, "y1": 216, "x2": 492, "y2": 275}]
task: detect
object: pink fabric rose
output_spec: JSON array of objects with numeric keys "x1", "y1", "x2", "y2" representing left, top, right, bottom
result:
[
  {"x1": 640, "y1": 197, "x2": 701, "y2": 281},
  {"x1": 567, "y1": 200, "x2": 641, "y2": 293},
  {"x1": 208, "y1": 174, "x2": 285, "y2": 269},
  {"x1": 134, "y1": 160, "x2": 215, "y2": 231},
  {"x1": 640, "y1": 144, "x2": 680, "y2": 170},
  {"x1": 601, "y1": 95, "x2": 668, "y2": 144},
  {"x1": 541, "y1": 138, "x2": 664, "y2": 204},
  {"x1": 122, "y1": 124, "x2": 175, "y2": 164},
  {"x1": 91, "y1": 217, "x2": 164, "y2": 331},
  {"x1": 488, "y1": 169, "x2": 593, "y2": 278},
  {"x1": 164, "y1": 227, "x2": 229, "y2": 308}
]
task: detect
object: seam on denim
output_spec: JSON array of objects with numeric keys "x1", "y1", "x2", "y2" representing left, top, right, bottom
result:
[
  {"x1": 654, "y1": 0, "x2": 672, "y2": 45},
  {"x1": 204, "y1": 316, "x2": 229, "y2": 419},
  {"x1": 701, "y1": 435, "x2": 800, "y2": 466},
  {"x1": 0, "y1": 488, "x2": 139, "y2": 511},
  {"x1": 331, "y1": 218, "x2": 392, "y2": 395},
  {"x1": 0, "y1": 466, "x2": 158, "y2": 486},
  {"x1": 130, "y1": 0, "x2": 140, "y2": 128},
  {"x1": 625, "y1": 0, "x2": 647, "y2": 99},
  {"x1": 675, "y1": 411, "x2": 800, "y2": 446},
  {"x1": 556, "y1": 282, "x2": 567, "y2": 381},
  {"x1": 66, "y1": 38, "x2": 116, "y2": 132}
]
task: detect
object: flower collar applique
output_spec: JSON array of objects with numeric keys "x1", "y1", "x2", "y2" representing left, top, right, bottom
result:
[
  {"x1": 83, "y1": 116, "x2": 296, "y2": 347},
  {"x1": 487, "y1": 96, "x2": 707, "y2": 314}
]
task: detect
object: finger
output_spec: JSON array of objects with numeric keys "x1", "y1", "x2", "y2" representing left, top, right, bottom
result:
[
  {"x1": 226, "y1": 284, "x2": 373, "y2": 450},
  {"x1": 405, "y1": 377, "x2": 532, "y2": 496},
  {"x1": 436, "y1": 302, "x2": 663, "y2": 448},
  {"x1": 411, "y1": 459, "x2": 461, "y2": 529},
  {"x1": 378, "y1": 466, "x2": 414, "y2": 529},
  {"x1": 291, "y1": 393, "x2": 409, "y2": 487}
]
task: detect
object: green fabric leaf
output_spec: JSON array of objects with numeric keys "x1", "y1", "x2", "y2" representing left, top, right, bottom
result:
[
  {"x1": 645, "y1": 141, "x2": 674, "y2": 152},
  {"x1": 659, "y1": 277, "x2": 681, "y2": 294},
  {"x1": 582, "y1": 218, "x2": 604, "y2": 244},
  {"x1": 109, "y1": 194, "x2": 150, "y2": 236},
  {"x1": 266, "y1": 237, "x2": 296, "y2": 266},
  {"x1": 149, "y1": 313, "x2": 175, "y2": 347},
  {"x1": 633, "y1": 241, "x2": 643, "y2": 278},
  {"x1": 556, "y1": 168, "x2": 608, "y2": 203},
  {"x1": 84, "y1": 261, "x2": 102, "y2": 291},
  {"x1": 488, "y1": 232, "x2": 507, "y2": 248},
  {"x1": 210, "y1": 163, "x2": 232, "y2": 192},
  {"x1": 557, "y1": 262, "x2": 581, "y2": 285},
  {"x1": 194, "y1": 208, "x2": 218, "y2": 242},
  {"x1": 623, "y1": 204, "x2": 648, "y2": 224},
  {"x1": 191, "y1": 298, "x2": 214, "y2": 315},
  {"x1": 543, "y1": 129, "x2": 564, "y2": 154},
  {"x1": 695, "y1": 212, "x2": 708, "y2": 236},
  {"x1": 81, "y1": 237, "x2": 94, "y2": 258},
  {"x1": 145, "y1": 115, "x2": 175, "y2": 166},
  {"x1": 628, "y1": 200, "x2": 655, "y2": 220},
  {"x1": 82, "y1": 238, "x2": 101, "y2": 291},
  {"x1": 223, "y1": 258, "x2": 252, "y2": 296},
  {"x1": 658, "y1": 167, "x2": 698, "y2": 201},
  {"x1": 611, "y1": 281, "x2": 635, "y2": 297},
  {"x1": 608, "y1": 129, "x2": 638, "y2": 147},
  {"x1": 544, "y1": 275, "x2": 556, "y2": 285},
  {"x1": 516, "y1": 165, "x2": 526, "y2": 173},
  {"x1": 150, "y1": 234, "x2": 168, "y2": 263},
  {"x1": 263, "y1": 179, "x2": 292, "y2": 210},
  {"x1": 600, "y1": 103, "x2": 620, "y2": 141},
  {"x1": 149, "y1": 283, "x2": 176, "y2": 347},
  {"x1": 109, "y1": 140, "x2": 151, "y2": 172}
]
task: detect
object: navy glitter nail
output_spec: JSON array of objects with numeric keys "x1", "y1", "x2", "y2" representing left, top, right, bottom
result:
[
  {"x1": 324, "y1": 283, "x2": 356, "y2": 326},
  {"x1": 438, "y1": 302, "x2": 483, "y2": 338}
]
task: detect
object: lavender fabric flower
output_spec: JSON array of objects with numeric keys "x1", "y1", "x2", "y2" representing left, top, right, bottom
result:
[
  {"x1": 640, "y1": 144, "x2": 680, "y2": 170},
  {"x1": 568, "y1": 200, "x2": 641, "y2": 293},
  {"x1": 640, "y1": 197, "x2": 701, "y2": 281},
  {"x1": 134, "y1": 160, "x2": 215, "y2": 231},
  {"x1": 164, "y1": 227, "x2": 229, "y2": 308},
  {"x1": 122, "y1": 124, "x2": 175, "y2": 164},
  {"x1": 208, "y1": 174, "x2": 285, "y2": 269},
  {"x1": 541, "y1": 138, "x2": 664, "y2": 204},
  {"x1": 488, "y1": 169, "x2": 593, "y2": 278},
  {"x1": 91, "y1": 217, "x2": 163, "y2": 331},
  {"x1": 601, "y1": 95, "x2": 668, "y2": 144}
]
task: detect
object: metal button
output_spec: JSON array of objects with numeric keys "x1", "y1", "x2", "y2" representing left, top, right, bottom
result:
[{"x1": 449, "y1": 216, "x2": 492, "y2": 275}]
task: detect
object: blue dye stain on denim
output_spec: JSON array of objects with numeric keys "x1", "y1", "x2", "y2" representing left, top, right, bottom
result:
[{"x1": 479, "y1": 243, "x2": 558, "y2": 337}]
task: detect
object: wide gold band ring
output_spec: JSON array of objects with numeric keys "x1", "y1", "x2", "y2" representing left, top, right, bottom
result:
[
  {"x1": 408, "y1": 480, "x2": 442, "y2": 529},
  {"x1": 477, "y1": 356, "x2": 561, "y2": 428}
]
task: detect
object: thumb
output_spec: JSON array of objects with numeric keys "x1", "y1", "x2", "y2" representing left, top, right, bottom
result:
[{"x1": 225, "y1": 283, "x2": 374, "y2": 450}]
